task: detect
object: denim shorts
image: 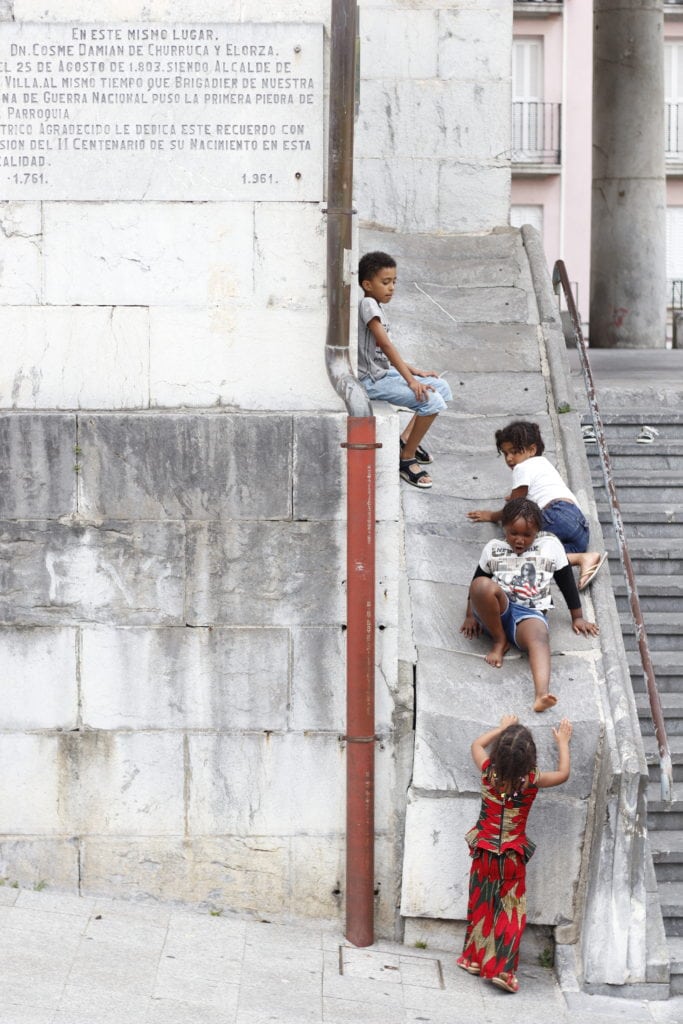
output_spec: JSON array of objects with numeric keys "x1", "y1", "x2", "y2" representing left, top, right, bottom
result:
[
  {"x1": 474, "y1": 595, "x2": 548, "y2": 649},
  {"x1": 541, "y1": 500, "x2": 589, "y2": 554},
  {"x1": 360, "y1": 367, "x2": 452, "y2": 415}
]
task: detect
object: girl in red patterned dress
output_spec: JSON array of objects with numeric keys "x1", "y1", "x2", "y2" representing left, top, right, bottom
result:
[{"x1": 457, "y1": 714, "x2": 573, "y2": 993}]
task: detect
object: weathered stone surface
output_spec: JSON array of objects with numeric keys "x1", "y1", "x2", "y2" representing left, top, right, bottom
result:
[
  {"x1": 293, "y1": 415, "x2": 344, "y2": 522},
  {"x1": 0, "y1": 202, "x2": 41, "y2": 304},
  {"x1": 187, "y1": 733, "x2": 346, "y2": 836},
  {"x1": 43, "y1": 203, "x2": 255, "y2": 307},
  {"x1": 290, "y1": 626, "x2": 345, "y2": 732},
  {"x1": 0, "y1": 520, "x2": 185, "y2": 625},
  {"x1": 185, "y1": 521, "x2": 344, "y2": 626},
  {"x1": 253, "y1": 204, "x2": 326, "y2": 309},
  {"x1": 0, "y1": 838, "x2": 80, "y2": 891},
  {"x1": 0, "y1": 414, "x2": 76, "y2": 518},
  {"x1": 0, "y1": 307, "x2": 149, "y2": 409},
  {"x1": 0, "y1": 735, "x2": 62, "y2": 832},
  {"x1": 81, "y1": 626, "x2": 290, "y2": 731},
  {"x1": 412, "y1": 646, "x2": 602, "y2": 796},
  {"x1": 58, "y1": 732, "x2": 184, "y2": 835},
  {"x1": 438, "y1": 5, "x2": 512, "y2": 82},
  {"x1": 358, "y1": 80, "x2": 510, "y2": 162},
  {"x1": 148, "y1": 305, "x2": 335, "y2": 412},
  {"x1": 0, "y1": 627, "x2": 78, "y2": 730},
  {"x1": 79, "y1": 836, "x2": 288, "y2": 913},
  {"x1": 395, "y1": 319, "x2": 542, "y2": 375},
  {"x1": 360, "y1": 8, "x2": 438, "y2": 79},
  {"x1": 79, "y1": 414, "x2": 292, "y2": 521},
  {"x1": 400, "y1": 789, "x2": 586, "y2": 924}
]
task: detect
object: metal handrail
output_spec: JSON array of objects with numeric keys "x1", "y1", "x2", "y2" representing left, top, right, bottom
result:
[{"x1": 552, "y1": 259, "x2": 673, "y2": 803}]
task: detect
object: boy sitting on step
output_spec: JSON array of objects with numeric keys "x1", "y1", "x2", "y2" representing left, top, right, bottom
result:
[{"x1": 358, "y1": 250, "x2": 452, "y2": 490}]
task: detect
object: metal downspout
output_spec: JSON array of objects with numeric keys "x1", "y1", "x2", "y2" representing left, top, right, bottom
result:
[{"x1": 323, "y1": 0, "x2": 378, "y2": 947}]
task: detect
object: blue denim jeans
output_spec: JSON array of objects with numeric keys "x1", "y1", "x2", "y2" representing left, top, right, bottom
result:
[
  {"x1": 542, "y1": 500, "x2": 589, "y2": 554},
  {"x1": 360, "y1": 367, "x2": 452, "y2": 415},
  {"x1": 474, "y1": 595, "x2": 547, "y2": 649}
]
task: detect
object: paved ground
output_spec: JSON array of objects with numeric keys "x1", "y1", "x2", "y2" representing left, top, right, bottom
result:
[
  {"x1": 1, "y1": 886, "x2": 682, "y2": 1024},
  {"x1": 569, "y1": 347, "x2": 683, "y2": 410}
]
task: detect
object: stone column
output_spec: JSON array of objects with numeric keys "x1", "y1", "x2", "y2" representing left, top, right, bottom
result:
[{"x1": 590, "y1": 0, "x2": 667, "y2": 348}]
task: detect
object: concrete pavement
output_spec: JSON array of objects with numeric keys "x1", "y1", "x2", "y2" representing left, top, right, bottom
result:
[{"x1": 0, "y1": 886, "x2": 682, "y2": 1024}]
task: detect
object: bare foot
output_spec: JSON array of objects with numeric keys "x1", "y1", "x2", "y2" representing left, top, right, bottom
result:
[
  {"x1": 485, "y1": 640, "x2": 509, "y2": 668},
  {"x1": 533, "y1": 693, "x2": 558, "y2": 713}
]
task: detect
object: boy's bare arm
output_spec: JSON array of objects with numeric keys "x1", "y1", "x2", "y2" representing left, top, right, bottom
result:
[{"x1": 367, "y1": 318, "x2": 435, "y2": 402}]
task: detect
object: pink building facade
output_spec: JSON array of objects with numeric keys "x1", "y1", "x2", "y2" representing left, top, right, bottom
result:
[{"x1": 512, "y1": 0, "x2": 683, "y2": 336}]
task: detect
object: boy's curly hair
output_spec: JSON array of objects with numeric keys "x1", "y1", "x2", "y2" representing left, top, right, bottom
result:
[
  {"x1": 495, "y1": 420, "x2": 545, "y2": 457},
  {"x1": 489, "y1": 724, "x2": 537, "y2": 794},
  {"x1": 358, "y1": 251, "x2": 396, "y2": 285},
  {"x1": 501, "y1": 497, "x2": 543, "y2": 531}
]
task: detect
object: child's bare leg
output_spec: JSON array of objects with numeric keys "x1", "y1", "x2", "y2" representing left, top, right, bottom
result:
[
  {"x1": 515, "y1": 618, "x2": 557, "y2": 712},
  {"x1": 469, "y1": 578, "x2": 510, "y2": 668},
  {"x1": 569, "y1": 551, "x2": 605, "y2": 588},
  {"x1": 401, "y1": 413, "x2": 437, "y2": 461},
  {"x1": 400, "y1": 414, "x2": 418, "y2": 447}
]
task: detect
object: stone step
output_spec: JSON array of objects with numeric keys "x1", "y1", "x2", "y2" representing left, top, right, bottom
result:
[
  {"x1": 583, "y1": 412, "x2": 683, "y2": 428},
  {"x1": 628, "y1": 650, "x2": 683, "y2": 692},
  {"x1": 657, "y1": 881, "x2": 683, "y2": 936},
  {"x1": 644, "y1": 735, "x2": 683, "y2": 783},
  {"x1": 638, "y1": 694, "x2": 683, "y2": 735},
  {"x1": 619, "y1": 613, "x2": 683, "y2": 651},
  {"x1": 669, "y1": 936, "x2": 683, "y2": 995},
  {"x1": 591, "y1": 472, "x2": 683, "y2": 503},
  {"x1": 604, "y1": 538, "x2": 683, "y2": 575},
  {"x1": 651, "y1": 829, "x2": 683, "y2": 882},
  {"x1": 648, "y1": 784, "x2": 683, "y2": 832},
  {"x1": 614, "y1": 578, "x2": 683, "y2": 614},
  {"x1": 598, "y1": 511, "x2": 683, "y2": 540}
]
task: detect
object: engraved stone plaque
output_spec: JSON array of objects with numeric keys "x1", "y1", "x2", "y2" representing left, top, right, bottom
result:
[{"x1": 0, "y1": 22, "x2": 323, "y2": 201}]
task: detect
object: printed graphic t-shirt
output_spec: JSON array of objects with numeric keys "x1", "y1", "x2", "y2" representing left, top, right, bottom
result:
[{"x1": 477, "y1": 532, "x2": 569, "y2": 612}]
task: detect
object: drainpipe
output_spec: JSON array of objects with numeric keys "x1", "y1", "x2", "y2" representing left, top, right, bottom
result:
[{"x1": 324, "y1": 0, "x2": 378, "y2": 948}]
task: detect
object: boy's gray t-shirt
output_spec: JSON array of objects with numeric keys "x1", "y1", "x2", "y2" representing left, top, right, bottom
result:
[{"x1": 358, "y1": 296, "x2": 391, "y2": 381}]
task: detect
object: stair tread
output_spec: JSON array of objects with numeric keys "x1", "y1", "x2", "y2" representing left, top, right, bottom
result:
[
  {"x1": 628, "y1": 651, "x2": 683, "y2": 672},
  {"x1": 638, "y1": 693, "x2": 683, "y2": 712},
  {"x1": 647, "y1": 786, "x2": 683, "y2": 813},
  {"x1": 667, "y1": 935, "x2": 683, "y2": 971},
  {"x1": 614, "y1": 576, "x2": 683, "y2": 593},
  {"x1": 619, "y1": 613, "x2": 683, "y2": 632},
  {"x1": 650, "y1": 829, "x2": 683, "y2": 855},
  {"x1": 583, "y1": 413, "x2": 683, "y2": 426},
  {"x1": 643, "y1": 735, "x2": 683, "y2": 760}
]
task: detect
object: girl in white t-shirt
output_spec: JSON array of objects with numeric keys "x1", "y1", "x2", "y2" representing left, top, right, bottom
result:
[{"x1": 467, "y1": 420, "x2": 606, "y2": 591}]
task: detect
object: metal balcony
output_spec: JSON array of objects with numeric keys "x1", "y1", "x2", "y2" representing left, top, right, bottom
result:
[{"x1": 511, "y1": 101, "x2": 561, "y2": 167}]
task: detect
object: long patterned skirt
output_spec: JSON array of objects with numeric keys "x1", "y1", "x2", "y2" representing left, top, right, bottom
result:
[{"x1": 460, "y1": 847, "x2": 527, "y2": 978}]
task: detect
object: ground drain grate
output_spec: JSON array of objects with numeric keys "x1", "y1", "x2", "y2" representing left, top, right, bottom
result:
[{"x1": 338, "y1": 946, "x2": 444, "y2": 988}]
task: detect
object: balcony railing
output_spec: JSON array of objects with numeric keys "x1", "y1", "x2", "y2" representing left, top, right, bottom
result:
[
  {"x1": 511, "y1": 101, "x2": 561, "y2": 165},
  {"x1": 669, "y1": 279, "x2": 683, "y2": 309},
  {"x1": 666, "y1": 102, "x2": 683, "y2": 159}
]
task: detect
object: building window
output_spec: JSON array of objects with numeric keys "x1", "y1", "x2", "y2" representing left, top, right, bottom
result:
[
  {"x1": 510, "y1": 204, "x2": 544, "y2": 234},
  {"x1": 512, "y1": 38, "x2": 561, "y2": 164},
  {"x1": 665, "y1": 42, "x2": 683, "y2": 158},
  {"x1": 666, "y1": 207, "x2": 683, "y2": 308}
]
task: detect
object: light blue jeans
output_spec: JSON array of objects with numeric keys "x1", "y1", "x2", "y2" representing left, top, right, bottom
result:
[{"x1": 360, "y1": 368, "x2": 452, "y2": 415}]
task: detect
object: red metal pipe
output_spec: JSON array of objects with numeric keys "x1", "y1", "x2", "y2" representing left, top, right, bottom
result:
[{"x1": 343, "y1": 416, "x2": 377, "y2": 946}]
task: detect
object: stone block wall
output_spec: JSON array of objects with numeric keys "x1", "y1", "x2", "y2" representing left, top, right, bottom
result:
[
  {"x1": 0, "y1": 409, "x2": 408, "y2": 932},
  {"x1": 356, "y1": 0, "x2": 512, "y2": 233}
]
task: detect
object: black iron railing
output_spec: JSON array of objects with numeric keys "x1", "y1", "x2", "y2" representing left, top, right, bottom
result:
[
  {"x1": 553, "y1": 260, "x2": 673, "y2": 803},
  {"x1": 511, "y1": 101, "x2": 561, "y2": 164},
  {"x1": 669, "y1": 279, "x2": 683, "y2": 310}
]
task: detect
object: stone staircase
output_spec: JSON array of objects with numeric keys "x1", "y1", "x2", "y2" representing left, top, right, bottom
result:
[{"x1": 586, "y1": 411, "x2": 683, "y2": 993}]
